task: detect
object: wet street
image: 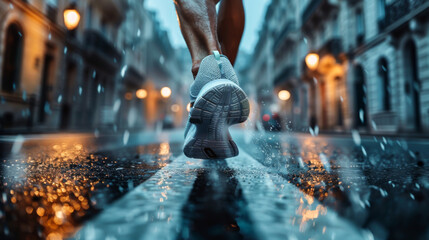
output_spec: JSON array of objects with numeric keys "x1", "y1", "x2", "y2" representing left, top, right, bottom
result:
[{"x1": 0, "y1": 129, "x2": 428, "y2": 240}]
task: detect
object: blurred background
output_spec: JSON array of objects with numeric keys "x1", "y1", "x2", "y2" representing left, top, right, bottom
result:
[{"x1": 0, "y1": 0, "x2": 428, "y2": 136}]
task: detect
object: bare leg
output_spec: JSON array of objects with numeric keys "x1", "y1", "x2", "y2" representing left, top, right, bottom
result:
[
  {"x1": 217, "y1": 0, "x2": 245, "y2": 65},
  {"x1": 174, "y1": 0, "x2": 222, "y2": 77}
]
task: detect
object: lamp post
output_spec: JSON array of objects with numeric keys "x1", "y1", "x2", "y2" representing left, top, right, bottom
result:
[
  {"x1": 63, "y1": 4, "x2": 80, "y2": 31},
  {"x1": 305, "y1": 52, "x2": 320, "y2": 129}
]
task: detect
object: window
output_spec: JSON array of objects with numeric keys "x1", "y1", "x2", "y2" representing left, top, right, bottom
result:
[
  {"x1": 1, "y1": 23, "x2": 24, "y2": 93},
  {"x1": 377, "y1": 0, "x2": 386, "y2": 31},
  {"x1": 86, "y1": 5, "x2": 93, "y2": 28},
  {"x1": 356, "y1": 9, "x2": 365, "y2": 45},
  {"x1": 377, "y1": 58, "x2": 390, "y2": 111}
]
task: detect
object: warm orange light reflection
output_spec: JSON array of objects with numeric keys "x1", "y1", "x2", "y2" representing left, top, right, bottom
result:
[
  {"x1": 186, "y1": 103, "x2": 191, "y2": 112},
  {"x1": 171, "y1": 104, "x2": 180, "y2": 113},
  {"x1": 305, "y1": 53, "x2": 319, "y2": 71},
  {"x1": 63, "y1": 9, "x2": 80, "y2": 30},
  {"x1": 125, "y1": 92, "x2": 133, "y2": 100},
  {"x1": 136, "y1": 89, "x2": 147, "y2": 99},
  {"x1": 160, "y1": 87, "x2": 171, "y2": 98}
]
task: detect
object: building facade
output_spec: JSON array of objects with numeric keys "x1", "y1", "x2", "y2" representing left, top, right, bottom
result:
[
  {"x1": 0, "y1": 0, "x2": 184, "y2": 133},
  {"x1": 250, "y1": 0, "x2": 429, "y2": 135}
]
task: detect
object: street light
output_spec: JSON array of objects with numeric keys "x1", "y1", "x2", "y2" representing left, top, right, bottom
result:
[
  {"x1": 278, "y1": 90, "x2": 291, "y2": 101},
  {"x1": 63, "y1": 4, "x2": 80, "y2": 31},
  {"x1": 305, "y1": 53, "x2": 319, "y2": 71},
  {"x1": 160, "y1": 87, "x2": 171, "y2": 98},
  {"x1": 136, "y1": 89, "x2": 147, "y2": 99}
]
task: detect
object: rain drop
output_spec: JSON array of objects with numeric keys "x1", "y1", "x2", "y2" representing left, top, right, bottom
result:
[
  {"x1": 361, "y1": 146, "x2": 367, "y2": 157},
  {"x1": 123, "y1": 130, "x2": 130, "y2": 145},
  {"x1": 121, "y1": 65, "x2": 128, "y2": 78},
  {"x1": 359, "y1": 109, "x2": 364, "y2": 123},
  {"x1": 351, "y1": 130, "x2": 361, "y2": 146}
]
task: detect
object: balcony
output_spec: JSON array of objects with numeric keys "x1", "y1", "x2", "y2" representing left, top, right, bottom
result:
[
  {"x1": 302, "y1": 0, "x2": 339, "y2": 30},
  {"x1": 372, "y1": 111, "x2": 398, "y2": 132},
  {"x1": 319, "y1": 37, "x2": 342, "y2": 57},
  {"x1": 302, "y1": 0, "x2": 323, "y2": 25},
  {"x1": 84, "y1": 30, "x2": 122, "y2": 72},
  {"x1": 97, "y1": 0, "x2": 127, "y2": 24},
  {"x1": 383, "y1": 0, "x2": 429, "y2": 29},
  {"x1": 273, "y1": 65, "x2": 297, "y2": 87},
  {"x1": 273, "y1": 21, "x2": 296, "y2": 51}
]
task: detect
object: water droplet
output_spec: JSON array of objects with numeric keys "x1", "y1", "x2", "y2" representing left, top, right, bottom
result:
[
  {"x1": 79, "y1": 87, "x2": 83, "y2": 95},
  {"x1": 97, "y1": 84, "x2": 101, "y2": 93},
  {"x1": 359, "y1": 109, "x2": 364, "y2": 123},
  {"x1": 123, "y1": 130, "x2": 130, "y2": 145},
  {"x1": 351, "y1": 130, "x2": 361, "y2": 146},
  {"x1": 57, "y1": 94, "x2": 62, "y2": 103},
  {"x1": 121, "y1": 65, "x2": 128, "y2": 78},
  {"x1": 11, "y1": 135, "x2": 24, "y2": 154},
  {"x1": 361, "y1": 146, "x2": 367, "y2": 157},
  {"x1": 113, "y1": 99, "x2": 121, "y2": 112},
  {"x1": 371, "y1": 120, "x2": 377, "y2": 130},
  {"x1": 64, "y1": 47, "x2": 68, "y2": 54}
]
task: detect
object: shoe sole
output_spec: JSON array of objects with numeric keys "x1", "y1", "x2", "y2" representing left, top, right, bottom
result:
[{"x1": 183, "y1": 79, "x2": 249, "y2": 159}]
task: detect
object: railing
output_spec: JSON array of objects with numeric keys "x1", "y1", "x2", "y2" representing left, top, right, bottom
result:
[
  {"x1": 84, "y1": 30, "x2": 122, "y2": 67},
  {"x1": 46, "y1": 4, "x2": 57, "y2": 23},
  {"x1": 372, "y1": 112, "x2": 398, "y2": 129},
  {"x1": 273, "y1": 65, "x2": 297, "y2": 86},
  {"x1": 384, "y1": 0, "x2": 428, "y2": 28},
  {"x1": 302, "y1": 0, "x2": 323, "y2": 25},
  {"x1": 273, "y1": 21, "x2": 296, "y2": 50}
]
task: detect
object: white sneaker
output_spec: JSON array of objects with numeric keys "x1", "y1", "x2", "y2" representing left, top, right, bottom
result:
[{"x1": 183, "y1": 51, "x2": 249, "y2": 159}]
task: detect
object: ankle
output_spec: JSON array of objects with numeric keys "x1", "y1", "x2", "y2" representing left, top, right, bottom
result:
[{"x1": 191, "y1": 61, "x2": 201, "y2": 78}]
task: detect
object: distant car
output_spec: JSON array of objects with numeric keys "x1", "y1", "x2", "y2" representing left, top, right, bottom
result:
[{"x1": 261, "y1": 111, "x2": 282, "y2": 131}]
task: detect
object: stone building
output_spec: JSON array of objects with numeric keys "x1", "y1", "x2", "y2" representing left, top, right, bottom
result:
[
  {"x1": 0, "y1": 0, "x2": 184, "y2": 133},
  {"x1": 250, "y1": 0, "x2": 429, "y2": 135}
]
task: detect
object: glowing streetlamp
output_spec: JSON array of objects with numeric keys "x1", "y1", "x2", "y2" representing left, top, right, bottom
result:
[
  {"x1": 305, "y1": 53, "x2": 319, "y2": 71},
  {"x1": 136, "y1": 89, "x2": 147, "y2": 99},
  {"x1": 160, "y1": 87, "x2": 171, "y2": 98},
  {"x1": 63, "y1": 4, "x2": 80, "y2": 31},
  {"x1": 278, "y1": 90, "x2": 291, "y2": 101}
]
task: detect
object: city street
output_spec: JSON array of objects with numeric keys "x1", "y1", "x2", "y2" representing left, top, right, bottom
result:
[{"x1": 1, "y1": 129, "x2": 428, "y2": 240}]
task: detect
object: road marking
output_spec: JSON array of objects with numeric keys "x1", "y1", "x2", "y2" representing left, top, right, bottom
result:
[
  {"x1": 72, "y1": 155, "x2": 202, "y2": 240},
  {"x1": 227, "y1": 149, "x2": 369, "y2": 240}
]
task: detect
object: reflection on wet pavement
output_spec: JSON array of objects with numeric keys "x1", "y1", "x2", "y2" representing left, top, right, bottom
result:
[
  {"x1": 179, "y1": 160, "x2": 256, "y2": 240},
  {"x1": 241, "y1": 132, "x2": 429, "y2": 240},
  {"x1": 1, "y1": 130, "x2": 428, "y2": 240},
  {"x1": 0, "y1": 138, "x2": 182, "y2": 240}
]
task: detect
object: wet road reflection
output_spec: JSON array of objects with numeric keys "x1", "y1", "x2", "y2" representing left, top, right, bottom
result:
[
  {"x1": 179, "y1": 160, "x2": 256, "y2": 240},
  {"x1": 0, "y1": 137, "x2": 182, "y2": 240},
  {"x1": 241, "y1": 132, "x2": 429, "y2": 240}
]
